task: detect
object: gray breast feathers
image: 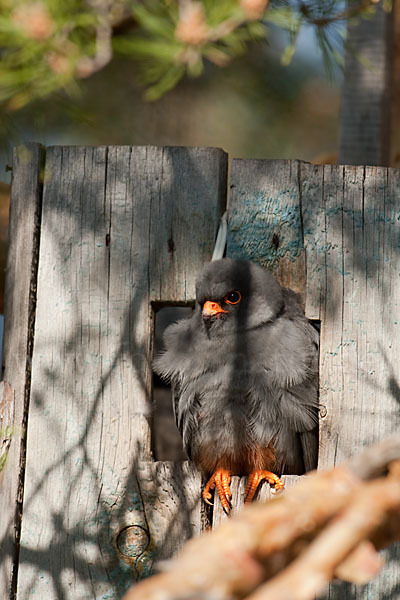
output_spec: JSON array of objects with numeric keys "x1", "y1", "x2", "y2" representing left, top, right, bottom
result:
[{"x1": 154, "y1": 311, "x2": 319, "y2": 468}]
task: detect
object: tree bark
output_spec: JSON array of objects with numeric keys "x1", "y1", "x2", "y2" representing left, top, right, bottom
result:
[{"x1": 338, "y1": 4, "x2": 394, "y2": 166}]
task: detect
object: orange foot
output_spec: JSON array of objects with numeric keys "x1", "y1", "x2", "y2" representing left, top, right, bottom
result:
[
  {"x1": 202, "y1": 468, "x2": 232, "y2": 513},
  {"x1": 244, "y1": 470, "x2": 284, "y2": 504}
]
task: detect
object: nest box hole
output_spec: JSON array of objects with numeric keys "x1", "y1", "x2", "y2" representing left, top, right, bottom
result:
[
  {"x1": 152, "y1": 304, "x2": 194, "y2": 461},
  {"x1": 151, "y1": 309, "x2": 321, "y2": 473}
]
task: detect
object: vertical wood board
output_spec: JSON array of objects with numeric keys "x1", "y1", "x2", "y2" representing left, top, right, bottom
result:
[
  {"x1": 228, "y1": 158, "x2": 400, "y2": 599},
  {"x1": 0, "y1": 144, "x2": 44, "y2": 599},
  {"x1": 17, "y1": 145, "x2": 227, "y2": 599},
  {"x1": 300, "y1": 163, "x2": 400, "y2": 466}
]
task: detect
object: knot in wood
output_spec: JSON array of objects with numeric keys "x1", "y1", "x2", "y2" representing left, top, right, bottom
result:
[
  {"x1": 319, "y1": 405, "x2": 327, "y2": 418},
  {"x1": 271, "y1": 233, "x2": 280, "y2": 250},
  {"x1": 116, "y1": 525, "x2": 150, "y2": 558}
]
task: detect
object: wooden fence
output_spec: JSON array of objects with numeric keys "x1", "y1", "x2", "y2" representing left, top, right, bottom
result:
[{"x1": 0, "y1": 143, "x2": 399, "y2": 599}]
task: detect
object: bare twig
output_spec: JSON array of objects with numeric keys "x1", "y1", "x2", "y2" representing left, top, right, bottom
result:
[
  {"x1": 348, "y1": 436, "x2": 400, "y2": 480},
  {"x1": 248, "y1": 478, "x2": 400, "y2": 600},
  {"x1": 76, "y1": 0, "x2": 114, "y2": 78}
]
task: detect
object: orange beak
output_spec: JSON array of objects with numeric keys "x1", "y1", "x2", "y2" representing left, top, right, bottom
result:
[{"x1": 202, "y1": 300, "x2": 228, "y2": 317}]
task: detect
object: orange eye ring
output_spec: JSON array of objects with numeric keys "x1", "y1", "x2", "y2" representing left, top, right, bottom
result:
[{"x1": 224, "y1": 290, "x2": 242, "y2": 305}]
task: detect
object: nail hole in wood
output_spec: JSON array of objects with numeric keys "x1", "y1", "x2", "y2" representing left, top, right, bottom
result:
[
  {"x1": 272, "y1": 233, "x2": 280, "y2": 250},
  {"x1": 167, "y1": 237, "x2": 175, "y2": 254}
]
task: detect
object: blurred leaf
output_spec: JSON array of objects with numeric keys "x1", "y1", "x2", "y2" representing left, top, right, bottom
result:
[
  {"x1": 281, "y1": 42, "x2": 296, "y2": 66},
  {"x1": 264, "y1": 7, "x2": 300, "y2": 29},
  {"x1": 114, "y1": 36, "x2": 180, "y2": 60},
  {"x1": 145, "y1": 63, "x2": 185, "y2": 100},
  {"x1": 187, "y1": 55, "x2": 204, "y2": 77},
  {"x1": 131, "y1": 4, "x2": 176, "y2": 40},
  {"x1": 246, "y1": 21, "x2": 268, "y2": 38},
  {"x1": 280, "y1": 16, "x2": 302, "y2": 66}
]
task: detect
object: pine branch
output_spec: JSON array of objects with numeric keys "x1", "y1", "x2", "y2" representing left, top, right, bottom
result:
[{"x1": 0, "y1": 0, "x2": 385, "y2": 108}]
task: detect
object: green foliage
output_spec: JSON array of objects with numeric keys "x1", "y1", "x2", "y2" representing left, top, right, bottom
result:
[{"x1": 0, "y1": 0, "x2": 378, "y2": 110}]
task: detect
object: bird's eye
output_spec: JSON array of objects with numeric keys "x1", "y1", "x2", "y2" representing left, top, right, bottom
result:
[{"x1": 224, "y1": 290, "x2": 242, "y2": 305}]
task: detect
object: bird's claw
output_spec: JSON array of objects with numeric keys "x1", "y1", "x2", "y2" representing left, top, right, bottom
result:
[
  {"x1": 203, "y1": 490, "x2": 214, "y2": 506},
  {"x1": 244, "y1": 470, "x2": 284, "y2": 504},
  {"x1": 202, "y1": 468, "x2": 232, "y2": 513}
]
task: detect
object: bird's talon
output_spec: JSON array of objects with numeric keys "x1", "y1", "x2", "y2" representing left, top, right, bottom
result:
[
  {"x1": 203, "y1": 468, "x2": 232, "y2": 511},
  {"x1": 244, "y1": 469, "x2": 284, "y2": 503}
]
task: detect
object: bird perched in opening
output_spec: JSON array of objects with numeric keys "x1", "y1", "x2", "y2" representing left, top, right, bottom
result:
[{"x1": 154, "y1": 258, "x2": 319, "y2": 512}]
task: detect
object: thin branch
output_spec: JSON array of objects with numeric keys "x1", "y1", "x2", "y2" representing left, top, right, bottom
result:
[{"x1": 122, "y1": 437, "x2": 400, "y2": 600}]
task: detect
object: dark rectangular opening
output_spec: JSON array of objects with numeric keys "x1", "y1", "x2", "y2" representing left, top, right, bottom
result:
[{"x1": 151, "y1": 304, "x2": 194, "y2": 461}]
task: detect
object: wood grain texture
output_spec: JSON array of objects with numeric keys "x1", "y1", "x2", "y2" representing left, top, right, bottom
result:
[
  {"x1": 301, "y1": 164, "x2": 400, "y2": 467},
  {"x1": 135, "y1": 461, "x2": 201, "y2": 567},
  {"x1": 16, "y1": 145, "x2": 226, "y2": 599},
  {"x1": 0, "y1": 382, "x2": 15, "y2": 480},
  {"x1": 0, "y1": 144, "x2": 44, "y2": 600},
  {"x1": 228, "y1": 158, "x2": 400, "y2": 599},
  {"x1": 311, "y1": 164, "x2": 400, "y2": 600},
  {"x1": 228, "y1": 159, "x2": 306, "y2": 299}
]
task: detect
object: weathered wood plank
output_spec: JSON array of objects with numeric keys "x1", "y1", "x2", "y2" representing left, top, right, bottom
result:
[
  {"x1": 0, "y1": 382, "x2": 14, "y2": 480},
  {"x1": 229, "y1": 158, "x2": 400, "y2": 458},
  {"x1": 0, "y1": 144, "x2": 44, "y2": 600},
  {"x1": 315, "y1": 164, "x2": 400, "y2": 599},
  {"x1": 298, "y1": 162, "x2": 326, "y2": 321},
  {"x1": 135, "y1": 461, "x2": 201, "y2": 567},
  {"x1": 310, "y1": 164, "x2": 400, "y2": 466},
  {"x1": 16, "y1": 145, "x2": 226, "y2": 599},
  {"x1": 228, "y1": 159, "x2": 306, "y2": 298},
  {"x1": 228, "y1": 158, "x2": 400, "y2": 599}
]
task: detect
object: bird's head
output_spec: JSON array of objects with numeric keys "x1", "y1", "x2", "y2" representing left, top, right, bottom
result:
[{"x1": 195, "y1": 258, "x2": 284, "y2": 336}]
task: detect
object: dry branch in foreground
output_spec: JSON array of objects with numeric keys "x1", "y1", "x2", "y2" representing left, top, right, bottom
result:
[{"x1": 123, "y1": 437, "x2": 400, "y2": 600}]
